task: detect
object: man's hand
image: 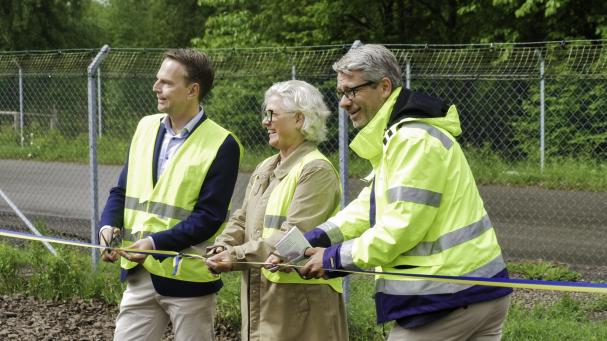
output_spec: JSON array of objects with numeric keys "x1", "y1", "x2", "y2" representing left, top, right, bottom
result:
[
  {"x1": 299, "y1": 247, "x2": 326, "y2": 279},
  {"x1": 264, "y1": 253, "x2": 293, "y2": 273},
  {"x1": 117, "y1": 237, "x2": 154, "y2": 264},
  {"x1": 205, "y1": 250, "x2": 234, "y2": 274},
  {"x1": 100, "y1": 227, "x2": 120, "y2": 263}
]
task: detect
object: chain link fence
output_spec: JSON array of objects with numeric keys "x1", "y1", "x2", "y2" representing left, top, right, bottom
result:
[{"x1": 0, "y1": 41, "x2": 606, "y2": 265}]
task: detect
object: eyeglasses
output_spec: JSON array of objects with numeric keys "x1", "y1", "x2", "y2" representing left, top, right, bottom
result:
[
  {"x1": 336, "y1": 81, "x2": 376, "y2": 100},
  {"x1": 261, "y1": 109, "x2": 275, "y2": 123},
  {"x1": 261, "y1": 109, "x2": 297, "y2": 123}
]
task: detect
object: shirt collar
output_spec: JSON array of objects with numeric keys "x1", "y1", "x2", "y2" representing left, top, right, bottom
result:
[{"x1": 161, "y1": 106, "x2": 205, "y2": 137}]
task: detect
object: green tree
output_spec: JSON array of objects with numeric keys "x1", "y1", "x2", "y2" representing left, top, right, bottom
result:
[
  {"x1": 102, "y1": 0, "x2": 210, "y2": 48},
  {"x1": 195, "y1": 0, "x2": 607, "y2": 48},
  {"x1": 468, "y1": 0, "x2": 607, "y2": 42},
  {"x1": 0, "y1": 0, "x2": 103, "y2": 50}
]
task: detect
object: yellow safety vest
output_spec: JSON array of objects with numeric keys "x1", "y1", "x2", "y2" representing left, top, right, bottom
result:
[
  {"x1": 122, "y1": 114, "x2": 241, "y2": 283},
  {"x1": 259, "y1": 150, "x2": 343, "y2": 293}
]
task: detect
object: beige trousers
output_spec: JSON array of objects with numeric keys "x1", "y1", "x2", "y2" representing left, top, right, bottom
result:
[
  {"x1": 114, "y1": 270, "x2": 216, "y2": 341},
  {"x1": 387, "y1": 294, "x2": 511, "y2": 341}
]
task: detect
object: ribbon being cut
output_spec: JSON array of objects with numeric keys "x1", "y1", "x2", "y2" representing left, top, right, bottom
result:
[{"x1": 1, "y1": 228, "x2": 606, "y2": 294}]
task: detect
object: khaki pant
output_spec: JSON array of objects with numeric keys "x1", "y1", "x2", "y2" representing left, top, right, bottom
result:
[
  {"x1": 114, "y1": 270, "x2": 216, "y2": 341},
  {"x1": 388, "y1": 295, "x2": 511, "y2": 341}
]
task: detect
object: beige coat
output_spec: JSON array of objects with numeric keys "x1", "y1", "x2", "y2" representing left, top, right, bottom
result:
[{"x1": 215, "y1": 141, "x2": 348, "y2": 341}]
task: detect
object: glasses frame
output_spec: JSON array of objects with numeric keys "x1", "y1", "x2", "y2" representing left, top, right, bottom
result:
[
  {"x1": 336, "y1": 80, "x2": 377, "y2": 100},
  {"x1": 261, "y1": 109, "x2": 275, "y2": 123},
  {"x1": 261, "y1": 109, "x2": 299, "y2": 123}
]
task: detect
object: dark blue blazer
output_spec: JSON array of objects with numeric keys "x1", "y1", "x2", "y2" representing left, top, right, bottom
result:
[{"x1": 99, "y1": 114, "x2": 240, "y2": 297}]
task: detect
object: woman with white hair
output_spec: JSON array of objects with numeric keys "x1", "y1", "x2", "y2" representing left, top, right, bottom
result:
[{"x1": 206, "y1": 80, "x2": 348, "y2": 341}]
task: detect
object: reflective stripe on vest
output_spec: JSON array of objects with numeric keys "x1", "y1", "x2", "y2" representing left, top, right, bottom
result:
[
  {"x1": 122, "y1": 114, "x2": 241, "y2": 282},
  {"x1": 259, "y1": 150, "x2": 343, "y2": 293}
]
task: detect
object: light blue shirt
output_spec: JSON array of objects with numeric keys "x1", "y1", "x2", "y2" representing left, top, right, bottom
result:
[{"x1": 157, "y1": 107, "x2": 205, "y2": 177}]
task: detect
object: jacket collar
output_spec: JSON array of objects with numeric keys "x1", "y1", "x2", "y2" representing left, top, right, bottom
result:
[
  {"x1": 350, "y1": 87, "x2": 402, "y2": 163},
  {"x1": 349, "y1": 86, "x2": 453, "y2": 164},
  {"x1": 388, "y1": 88, "x2": 448, "y2": 126}
]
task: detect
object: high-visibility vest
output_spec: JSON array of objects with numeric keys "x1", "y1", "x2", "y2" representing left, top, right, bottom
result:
[
  {"x1": 122, "y1": 113, "x2": 241, "y2": 282},
  {"x1": 259, "y1": 149, "x2": 343, "y2": 293}
]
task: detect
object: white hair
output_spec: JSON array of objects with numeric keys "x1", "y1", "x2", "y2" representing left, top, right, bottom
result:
[
  {"x1": 263, "y1": 80, "x2": 331, "y2": 143},
  {"x1": 332, "y1": 44, "x2": 403, "y2": 87}
]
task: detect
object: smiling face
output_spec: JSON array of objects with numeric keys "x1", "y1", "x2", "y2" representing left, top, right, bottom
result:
[
  {"x1": 337, "y1": 70, "x2": 392, "y2": 129},
  {"x1": 263, "y1": 95, "x2": 305, "y2": 157},
  {"x1": 152, "y1": 58, "x2": 197, "y2": 116}
]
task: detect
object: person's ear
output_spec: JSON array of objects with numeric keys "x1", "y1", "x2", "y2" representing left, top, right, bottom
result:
[
  {"x1": 295, "y1": 112, "x2": 305, "y2": 129},
  {"x1": 379, "y1": 77, "x2": 393, "y2": 98},
  {"x1": 188, "y1": 83, "x2": 200, "y2": 99}
]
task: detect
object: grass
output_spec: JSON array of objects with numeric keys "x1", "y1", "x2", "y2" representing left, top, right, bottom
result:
[
  {"x1": 505, "y1": 297, "x2": 607, "y2": 340},
  {"x1": 0, "y1": 127, "x2": 129, "y2": 165},
  {"x1": 0, "y1": 241, "x2": 124, "y2": 303},
  {"x1": 0, "y1": 239, "x2": 604, "y2": 339},
  {"x1": 507, "y1": 260, "x2": 582, "y2": 282},
  {"x1": 465, "y1": 145, "x2": 607, "y2": 192}
]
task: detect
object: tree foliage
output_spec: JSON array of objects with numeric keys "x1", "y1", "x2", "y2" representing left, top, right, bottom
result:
[
  {"x1": 2, "y1": 0, "x2": 607, "y2": 50},
  {"x1": 0, "y1": 0, "x2": 103, "y2": 50},
  {"x1": 194, "y1": 0, "x2": 607, "y2": 48},
  {"x1": 101, "y1": 0, "x2": 209, "y2": 48}
]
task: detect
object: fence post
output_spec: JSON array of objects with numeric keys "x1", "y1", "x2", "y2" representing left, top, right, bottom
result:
[
  {"x1": 291, "y1": 65, "x2": 296, "y2": 80},
  {"x1": 97, "y1": 67, "x2": 103, "y2": 137},
  {"x1": 535, "y1": 49, "x2": 545, "y2": 171},
  {"x1": 13, "y1": 59, "x2": 24, "y2": 147},
  {"x1": 88, "y1": 45, "x2": 110, "y2": 269},
  {"x1": 339, "y1": 39, "x2": 363, "y2": 307},
  {"x1": 405, "y1": 58, "x2": 411, "y2": 89}
]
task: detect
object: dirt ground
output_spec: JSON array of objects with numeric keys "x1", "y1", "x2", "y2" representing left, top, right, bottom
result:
[{"x1": 0, "y1": 294, "x2": 239, "y2": 341}]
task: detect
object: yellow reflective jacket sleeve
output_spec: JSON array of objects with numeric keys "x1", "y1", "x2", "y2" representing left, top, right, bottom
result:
[{"x1": 325, "y1": 184, "x2": 372, "y2": 241}]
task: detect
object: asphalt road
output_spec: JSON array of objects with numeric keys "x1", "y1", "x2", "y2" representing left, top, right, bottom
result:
[{"x1": 1, "y1": 159, "x2": 606, "y2": 265}]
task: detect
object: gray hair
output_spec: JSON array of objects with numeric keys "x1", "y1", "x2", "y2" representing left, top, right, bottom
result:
[
  {"x1": 263, "y1": 80, "x2": 331, "y2": 143},
  {"x1": 332, "y1": 44, "x2": 402, "y2": 88}
]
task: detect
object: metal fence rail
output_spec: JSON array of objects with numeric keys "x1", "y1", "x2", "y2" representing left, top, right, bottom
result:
[{"x1": 0, "y1": 40, "x2": 606, "y2": 265}]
